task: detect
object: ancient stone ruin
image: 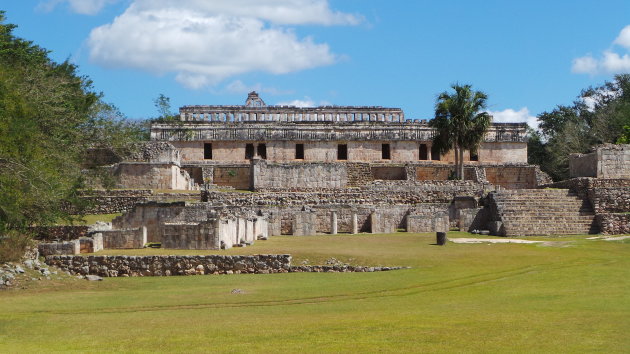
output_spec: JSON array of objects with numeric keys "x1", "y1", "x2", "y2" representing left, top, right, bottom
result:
[{"x1": 37, "y1": 94, "x2": 629, "y2": 266}]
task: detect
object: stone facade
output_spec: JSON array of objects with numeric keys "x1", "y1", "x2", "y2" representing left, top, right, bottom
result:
[
  {"x1": 98, "y1": 227, "x2": 147, "y2": 249},
  {"x1": 146, "y1": 92, "x2": 532, "y2": 190},
  {"x1": 570, "y1": 144, "x2": 630, "y2": 178}
]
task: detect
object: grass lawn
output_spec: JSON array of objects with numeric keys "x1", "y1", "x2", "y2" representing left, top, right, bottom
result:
[{"x1": 1, "y1": 232, "x2": 629, "y2": 352}]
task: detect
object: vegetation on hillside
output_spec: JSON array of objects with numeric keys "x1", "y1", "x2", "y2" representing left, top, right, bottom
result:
[
  {"x1": 0, "y1": 12, "x2": 145, "y2": 237},
  {"x1": 529, "y1": 74, "x2": 630, "y2": 181},
  {"x1": 429, "y1": 84, "x2": 492, "y2": 180}
]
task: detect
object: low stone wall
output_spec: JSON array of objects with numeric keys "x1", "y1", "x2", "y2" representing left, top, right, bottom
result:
[
  {"x1": 589, "y1": 188, "x2": 630, "y2": 214},
  {"x1": 407, "y1": 212, "x2": 449, "y2": 233},
  {"x1": 99, "y1": 227, "x2": 147, "y2": 249},
  {"x1": 203, "y1": 181, "x2": 487, "y2": 206},
  {"x1": 45, "y1": 254, "x2": 292, "y2": 277},
  {"x1": 31, "y1": 226, "x2": 89, "y2": 241},
  {"x1": 457, "y1": 208, "x2": 487, "y2": 232},
  {"x1": 596, "y1": 213, "x2": 630, "y2": 235},
  {"x1": 38, "y1": 240, "x2": 80, "y2": 256}
]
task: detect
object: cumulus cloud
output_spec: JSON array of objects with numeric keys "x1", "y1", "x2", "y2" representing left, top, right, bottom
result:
[
  {"x1": 614, "y1": 25, "x2": 630, "y2": 49},
  {"x1": 276, "y1": 98, "x2": 316, "y2": 107},
  {"x1": 37, "y1": 0, "x2": 120, "y2": 15},
  {"x1": 572, "y1": 25, "x2": 630, "y2": 75},
  {"x1": 87, "y1": 1, "x2": 360, "y2": 88},
  {"x1": 487, "y1": 107, "x2": 539, "y2": 130}
]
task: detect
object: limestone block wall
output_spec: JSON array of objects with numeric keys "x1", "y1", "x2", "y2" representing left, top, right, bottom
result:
[
  {"x1": 38, "y1": 240, "x2": 80, "y2": 256},
  {"x1": 114, "y1": 163, "x2": 194, "y2": 190},
  {"x1": 161, "y1": 222, "x2": 220, "y2": 249},
  {"x1": 407, "y1": 213, "x2": 449, "y2": 233},
  {"x1": 212, "y1": 166, "x2": 250, "y2": 189},
  {"x1": 570, "y1": 144, "x2": 630, "y2": 178},
  {"x1": 99, "y1": 227, "x2": 147, "y2": 249},
  {"x1": 596, "y1": 214, "x2": 630, "y2": 235},
  {"x1": 45, "y1": 254, "x2": 292, "y2": 277},
  {"x1": 252, "y1": 160, "x2": 348, "y2": 190},
  {"x1": 32, "y1": 226, "x2": 89, "y2": 241},
  {"x1": 598, "y1": 144, "x2": 630, "y2": 178},
  {"x1": 484, "y1": 165, "x2": 537, "y2": 189},
  {"x1": 79, "y1": 235, "x2": 103, "y2": 253}
]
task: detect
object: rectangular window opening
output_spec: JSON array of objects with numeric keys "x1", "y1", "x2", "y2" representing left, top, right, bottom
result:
[
  {"x1": 431, "y1": 145, "x2": 441, "y2": 161},
  {"x1": 470, "y1": 150, "x2": 479, "y2": 161},
  {"x1": 337, "y1": 144, "x2": 348, "y2": 160},
  {"x1": 419, "y1": 144, "x2": 428, "y2": 160},
  {"x1": 204, "y1": 143, "x2": 213, "y2": 160},
  {"x1": 257, "y1": 143, "x2": 267, "y2": 159},
  {"x1": 295, "y1": 143, "x2": 304, "y2": 159},
  {"x1": 382, "y1": 143, "x2": 391, "y2": 160},
  {"x1": 245, "y1": 143, "x2": 255, "y2": 160}
]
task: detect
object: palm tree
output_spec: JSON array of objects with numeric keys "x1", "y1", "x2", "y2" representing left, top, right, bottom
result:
[{"x1": 429, "y1": 84, "x2": 492, "y2": 180}]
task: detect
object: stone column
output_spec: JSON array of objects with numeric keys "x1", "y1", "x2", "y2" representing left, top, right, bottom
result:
[
  {"x1": 370, "y1": 211, "x2": 378, "y2": 234},
  {"x1": 330, "y1": 211, "x2": 338, "y2": 235},
  {"x1": 427, "y1": 143, "x2": 432, "y2": 160},
  {"x1": 351, "y1": 211, "x2": 358, "y2": 234}
]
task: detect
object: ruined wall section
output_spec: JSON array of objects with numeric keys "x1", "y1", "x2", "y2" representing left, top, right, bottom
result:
[{"x1": 570, "y1": 144, "x2": 630, "y2": 179}]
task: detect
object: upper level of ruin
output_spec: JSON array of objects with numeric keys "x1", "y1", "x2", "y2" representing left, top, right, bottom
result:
[
  {"x1": 179, "y1": 91, "x2": 406, "y2": 123},
  {"x1": 153, "y1": 92, "x2": 528, "y2": 144}
]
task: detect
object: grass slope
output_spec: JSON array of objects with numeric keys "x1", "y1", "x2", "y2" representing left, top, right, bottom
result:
[{"x1": 1, "y1": 233, "x2": 629, "y2": 352}]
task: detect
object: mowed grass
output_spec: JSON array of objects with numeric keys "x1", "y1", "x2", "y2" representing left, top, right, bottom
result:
[{"x1": 1, "y1": 232, "x2": 629, "y2": 353}]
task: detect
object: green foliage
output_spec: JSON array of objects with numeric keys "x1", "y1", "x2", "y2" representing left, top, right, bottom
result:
[
  {"x1": 617, "y1": 125, "x2": 630, "y2": 144},
  {"x1": 152, "y1": 93, "x2": 179, "y2": 122},
  {"x1": 532, "y1": 74, "x2": 630, "y2": 180},
  {"x1": 0, "y1": 12, "x2": 146, "y2": 233},
  {"x1": 429, "y1": 84, "x2": 492, "y2": 180}
]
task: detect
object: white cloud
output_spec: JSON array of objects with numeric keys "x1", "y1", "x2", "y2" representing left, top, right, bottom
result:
[
  {"x1": 571, "y1": 55, "x2": 598, "y2": 75},
  {"x1": 487, "y1": 107, "x2": 538, "y2": 130},
  {"x1": 87, "y1": 1, "x2": 360, "y2": 88},
  {"x1": 276, "y1": 97, "x2": 316, "y2": 107},
  {"x1": 572, "y1": 25, "x2": 630, "y2": 75},
  {"x1": 614, "y1": 25, "x2": 630, "y2": 49},
  {"x1": 37, "y1": 0, "x2": 120, "y2": 15}
]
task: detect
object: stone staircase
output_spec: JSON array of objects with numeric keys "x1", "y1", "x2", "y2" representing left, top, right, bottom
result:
[{"x1": 488, "y1": 189, "x2": 599, "y2": 236}]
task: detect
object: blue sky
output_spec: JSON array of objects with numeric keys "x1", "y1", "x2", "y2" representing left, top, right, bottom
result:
[{"x1": 3, "y1": 1, "x2": 630, "y2": 128}]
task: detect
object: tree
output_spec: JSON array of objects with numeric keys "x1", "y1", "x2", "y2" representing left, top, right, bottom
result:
[
  {"x1": 429, "y1": 84, "x2": 492, "y2": 180},
  {"x1": 0, "y1": 12, "x2": 145, "y2": 234},
  {"x1": 531, "y1": 74, "x2": 630, "y2": 180}
]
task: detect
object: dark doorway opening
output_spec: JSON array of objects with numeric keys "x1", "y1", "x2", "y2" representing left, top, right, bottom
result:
[
  {"x1": 204, "y1": 143, "x2": 213, "y2": 160},
  {"x1": 419, "y1": 144, "x2": 428, "y2": 160},
  {"x1": 295, "y1": 143, "x2": 304, "y2": 159},
  {"x1": 257, "y1": 143, "x2": 267, "y2": 159},
  {"x1": 337, "y1": 144, "x2": 348, "y2": 160},
  {"x1": 245, "y1": 144, "x2": 254, "y2": 159}
]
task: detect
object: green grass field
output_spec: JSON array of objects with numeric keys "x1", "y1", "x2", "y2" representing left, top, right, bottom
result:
[{"x1": 1, "y1": 232, "x2": 629, "y2": 353}]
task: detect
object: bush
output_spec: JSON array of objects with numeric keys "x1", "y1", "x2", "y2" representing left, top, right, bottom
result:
[{"x1": 0, "y1": 231, "x2": 33, "y2": 263}]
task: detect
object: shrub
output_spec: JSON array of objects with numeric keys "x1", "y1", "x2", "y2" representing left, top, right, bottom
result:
[{"x1": 0, "y1": 231, "x2": 34, "y2": 263}]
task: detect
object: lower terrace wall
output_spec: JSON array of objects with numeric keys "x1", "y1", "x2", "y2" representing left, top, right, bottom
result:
[
  {"x1": 251, "y1": 159, "x2": 348, "y2": 190},
  {"x1": 45, "y1": 254, "x2": 292, "y2": 277},
  {"x1": 596, "y1": 214, "x2": 630, "y2": 235},
  {"x1": 99, "y1": 227, "x2": 147, "y2": 249}
]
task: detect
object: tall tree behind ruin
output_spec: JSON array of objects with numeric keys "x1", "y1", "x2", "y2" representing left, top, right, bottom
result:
[
  {"x1": 429, "y1": 84, "x2": 492, "y2": 180},
  {"x1": 528, "y1": 74, "x2": 630, "y2": 181},
  {"x1": 0, "y1": 12, "x2": 145, "y2": 233}
]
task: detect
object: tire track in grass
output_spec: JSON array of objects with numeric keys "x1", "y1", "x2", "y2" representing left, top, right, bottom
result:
[{"x1": 21, "y1": 257, "x2": 612, "y2": 316}]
